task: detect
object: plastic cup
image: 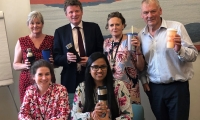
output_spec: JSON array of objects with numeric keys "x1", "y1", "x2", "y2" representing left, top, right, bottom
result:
[
  {"x1": 166, "y1": 28, "x2": 177, "y2": 48},
  {"x1": 42, "y1": 49, "x2": 51, "y2": 62},
  {"x1": 127, "y1": 32, "x2": 138, "y2": 51}
]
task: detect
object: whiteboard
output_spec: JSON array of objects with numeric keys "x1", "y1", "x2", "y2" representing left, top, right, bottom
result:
[{"x1": 0, "y1": 11, "x2": 13, "y2": 86}]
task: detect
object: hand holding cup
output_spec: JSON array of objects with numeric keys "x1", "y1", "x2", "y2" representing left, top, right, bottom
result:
[
  {"x1": 42, "y1": 49, "x2": 51, "y2": 62},
  {"x1": 67, "y1": 52, "x2": 77, "y2": 62},
  {"x1": 25, "y1": 59, "x2": 31, "y2": 69},
  {"x1": 127, "y1": 33, "x2": 138, "y2": 51},
  {"x1": 173, "y1": 34, "x2": 182, "y2": 52},
  {"x1": 49, "y1": 55, "x2": 54, "y2": 64},
  {"x1": 131, "y1": 35, "x2": 141, "y2": 51},
  {"x1": 92, "y1": 102, "x2": 108, "y2": 120}
]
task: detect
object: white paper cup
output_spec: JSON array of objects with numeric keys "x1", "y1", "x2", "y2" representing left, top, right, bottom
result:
[{"x1": 166, "y1": 28, "x2": 177, "y2": 48}]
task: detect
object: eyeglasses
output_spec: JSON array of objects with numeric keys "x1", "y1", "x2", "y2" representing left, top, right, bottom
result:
[{"x1": 90, "y1": 65, "x2": 107, "y2": 71}]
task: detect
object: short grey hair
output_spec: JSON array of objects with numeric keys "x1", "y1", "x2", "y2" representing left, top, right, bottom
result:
[
  {"x1": 141, "y1": 0, "x2": 160, "y2": 8},
  {"x1": 27, "y1": 11, "x2": 44, "y2": 25}
]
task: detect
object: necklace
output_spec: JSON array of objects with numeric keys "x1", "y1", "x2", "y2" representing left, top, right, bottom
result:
[{"x1": 111, "y1": 35, "x2": 123, "y2": 73}]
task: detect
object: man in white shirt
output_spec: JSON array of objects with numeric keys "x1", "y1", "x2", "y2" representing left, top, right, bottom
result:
[{"x1": 138, "y1": 0, "x2": 198, "y2": 120}]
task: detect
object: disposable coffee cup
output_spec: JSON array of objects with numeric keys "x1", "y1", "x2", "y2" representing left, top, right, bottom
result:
[
  {"x1": 127, "y1": 33, "x2": 138, "y2": 51},
  {"x1": 166, "y1": 28, "x2": 177, "y2": 48},
  {"x1": 42, "y1": 49, "x2": 51, "y2": 62}
]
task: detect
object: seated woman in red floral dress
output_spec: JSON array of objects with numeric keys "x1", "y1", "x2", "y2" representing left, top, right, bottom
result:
[{"x1": 18, "y1": 60, "x2": 70, "y2": 120}]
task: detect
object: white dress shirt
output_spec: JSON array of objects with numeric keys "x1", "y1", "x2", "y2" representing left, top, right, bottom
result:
[
  {"x1": 139, "y1": 18, "x2": 198, "y2": 84},
  {"x1": 70, "y1": 21, "x2": 86, "y2": 71}
]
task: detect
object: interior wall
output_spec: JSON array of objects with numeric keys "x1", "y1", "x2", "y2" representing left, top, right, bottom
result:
[
  {"x1": 189, "y1": 55, "x2": 200, "y2": 120},
  {"x1": 0, "y1": 0, "x2": 31, "y2": 111},
  {"x1": 0, "y1": 0, "x2": 199, "y2": 120}
]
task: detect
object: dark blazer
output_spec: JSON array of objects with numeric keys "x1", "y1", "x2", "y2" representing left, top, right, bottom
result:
[{"x1": 53, "y1": 21, "x2": 104, "y2": 93}]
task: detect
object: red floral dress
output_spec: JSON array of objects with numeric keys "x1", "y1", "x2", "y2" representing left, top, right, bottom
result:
[
  {"x1": 18, "y1": 83, "x2": 70, "y2": 120},
  {"x1": 18, "y1": 35, "x2": 54, "y2": 103},
  {"x1": 104, "y1": 38, "x2": 141, "y2": 104}
]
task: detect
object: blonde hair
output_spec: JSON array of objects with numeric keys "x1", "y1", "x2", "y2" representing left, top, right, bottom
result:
[{"x1": 27, "y1": 11, "x2": 44, "y2": 25}]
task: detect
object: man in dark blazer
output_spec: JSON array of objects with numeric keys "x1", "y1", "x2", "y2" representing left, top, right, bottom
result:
[{"x1": 53, "y1": 0, "x2": 104, "y2": 93}]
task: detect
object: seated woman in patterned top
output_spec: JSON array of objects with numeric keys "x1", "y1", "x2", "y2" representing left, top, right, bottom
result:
[
  {"x1": 18, "y1": 59, "x2": 70, "y2": 120},
  {"x1": 71, "y1": 52, "x2": 133, "y2": 120}
]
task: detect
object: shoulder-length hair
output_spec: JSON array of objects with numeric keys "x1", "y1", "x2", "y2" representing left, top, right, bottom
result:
[{"x1": 83, "y1": 52, "x2": 119, "y2": 119}]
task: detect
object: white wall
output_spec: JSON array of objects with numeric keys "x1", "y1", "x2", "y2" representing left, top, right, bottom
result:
[
  {"x1": 0, "y1": 0, "x2": 200, "y2": 120},
  {"x1": 189, "y1": 55, "x2": 200, "y2": 120},
  {"x1": 0, "y1": 0, "x2": 31, "y2": 111}
]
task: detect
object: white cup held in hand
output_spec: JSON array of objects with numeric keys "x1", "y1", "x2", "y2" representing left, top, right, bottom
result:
[{"x1": 166, "y1": 28, "x2": 177, "y2": 48}]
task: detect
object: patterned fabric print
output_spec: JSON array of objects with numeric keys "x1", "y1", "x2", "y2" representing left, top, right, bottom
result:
[
  {"x1": 104, "y1": 38, "x2": 141, "y2": 104},
  {"x1": 18, "y1": 35, "x2": 54, "y2": 103},
  {"x1": 18, "y1": 84, "x2": 70, "y2": 120},
  {"x1": 71, "y1": 80, "x2": 133, "y2": 120}
]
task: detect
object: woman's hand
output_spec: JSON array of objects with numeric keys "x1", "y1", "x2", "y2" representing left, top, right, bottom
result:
[
  {"x1": 49, "y1": 55, "x2": 54, "y2": 64},
  {"x1": 98, "y1": 109, "x2": 110, "y2": 120},
  {"x1": 91, "y1": 102, "x2": 109, "y2": 120},
  {"x1": 143, "y1": 83, "x2": 150, "y2": 92},
  {"x1": 91, "y1": 109, "x2": 111, "y2": 120},
  {"x1": 24, "y1": 59, "x2": 31, "y2": 69}
]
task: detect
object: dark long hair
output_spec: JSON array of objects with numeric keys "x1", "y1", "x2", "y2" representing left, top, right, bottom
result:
[
  {"x1": 30, "y1": 59, "x2": 56, "y2": 83},
  {"x1": 83, "y1": 52, "x2": 119, "y2": 119}
]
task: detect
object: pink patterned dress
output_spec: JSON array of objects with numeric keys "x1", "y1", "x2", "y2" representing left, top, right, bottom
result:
[
  {"x1": 18, "y1": 35, "x2": 54, "y2": 103},
  {"x1": 104, "y1": 38, "x2": 141, "y2": 104}
]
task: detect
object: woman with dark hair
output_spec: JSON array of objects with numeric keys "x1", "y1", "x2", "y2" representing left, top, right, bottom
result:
[
  {"x1": 71, "y1": 52, "x2": 132, "y2": 120},
  {"x1": 104, "y1": 11, "x2": 145, "y2": 104},
  {"x1": 18, "y1": 59, "x2": 70, "y2": 120}
]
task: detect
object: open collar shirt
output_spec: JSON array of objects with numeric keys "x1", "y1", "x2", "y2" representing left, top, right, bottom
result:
[{"x1": 138, "y1": 18, "x2": 198, "y2": 84}]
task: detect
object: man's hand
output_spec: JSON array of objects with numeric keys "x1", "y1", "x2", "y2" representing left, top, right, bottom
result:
[
  {"x1": 49, "y1": 55, "x2": 54, "y2": 64},
  {"x1": 174, "y1": 34, "x2": 182, "y2": 52},
  {"x1": 67, "y1": 52, "x2": 77, "y2": 62},
  {"x1": 79, "y1": 56, "x2": 88, "y2": 66}
]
